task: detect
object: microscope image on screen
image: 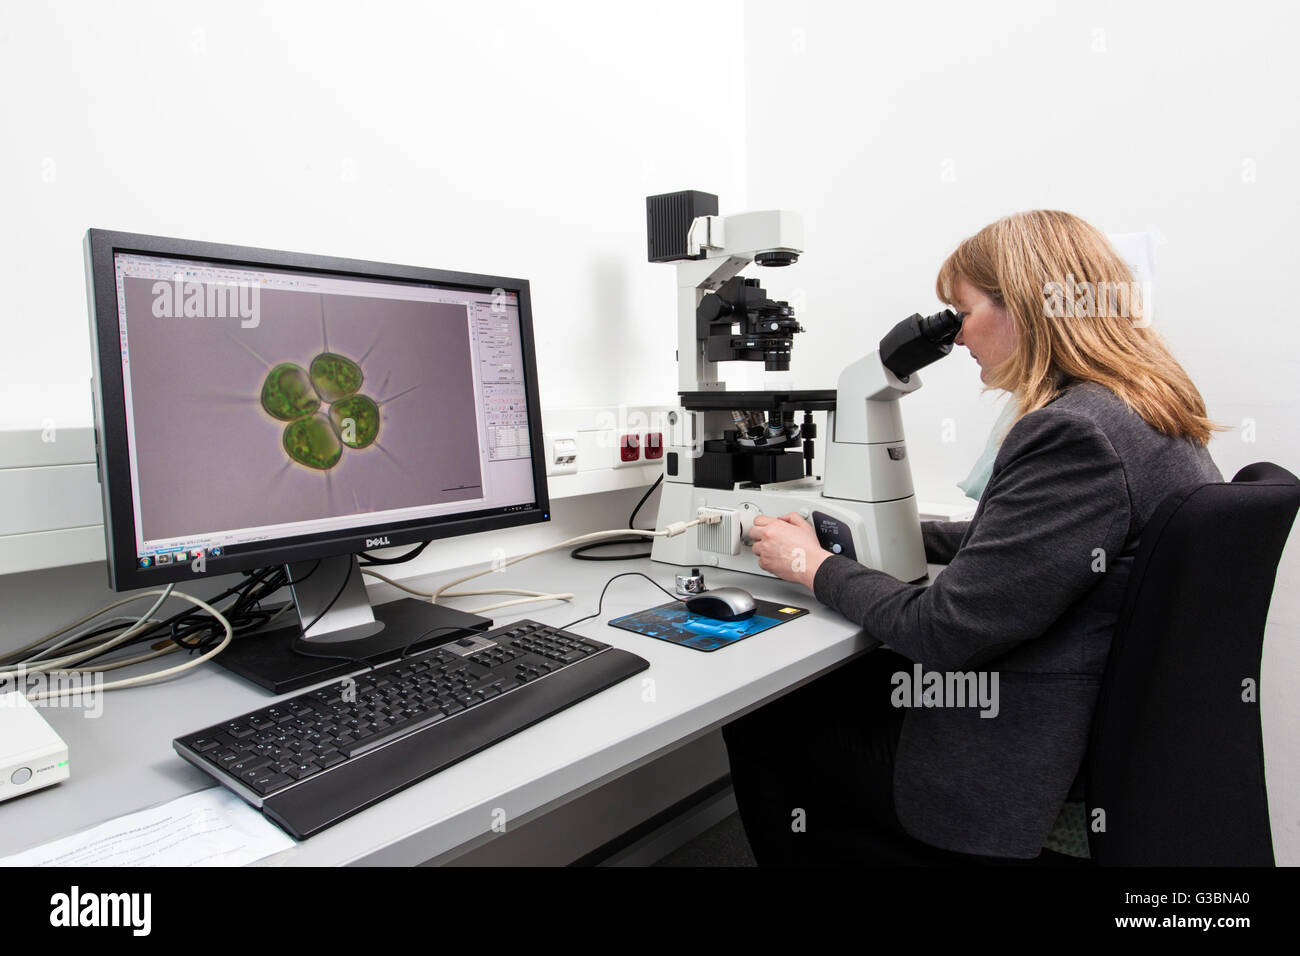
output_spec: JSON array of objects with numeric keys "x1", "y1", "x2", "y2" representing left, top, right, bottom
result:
[
  {"x1": 261, "y1": 351, "x2": 381, "y2": 470},
  {"x1": 121, "y1": 277, "x2": 488, "y2": 542}
]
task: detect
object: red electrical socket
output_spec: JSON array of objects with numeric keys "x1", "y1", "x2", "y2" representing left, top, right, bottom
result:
[
  {"x1": 644, "y1": 432, "x2": 663, "y2": 459},
  {"x1": 620, "y1": 434, "x2": 640, "y2": 462}
]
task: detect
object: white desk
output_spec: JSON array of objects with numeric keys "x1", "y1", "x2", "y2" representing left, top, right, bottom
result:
[{"x1": 0, "y1": 555, "x2": 938, "y2": 865}]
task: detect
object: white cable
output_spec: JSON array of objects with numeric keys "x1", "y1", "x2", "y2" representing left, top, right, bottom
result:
[
  {"x1": 23, "y1": 590, "x2": 233, "y2": 700},
  {"x1": 2, "y1": 601, "x2": 170, "y2": 675},
  {"x1": 7, "y1": 586, "x2": 212, "y2": 675},
  {"x1": 28, "y1": 585, "x2": 174, "y2": 663},
  {"x1": 73, "y1": 644, "x2": 178, "y2": 672},
  {"x1": 432, "y1": 587, "x2": 577, "y2": 614},
  {"x1": 28, "y1": 619, "x2": 166, "y2": 664},
  {"x1": 11, "y1": 584, "x2": 256, "y2": 678},
  {"x1": 428, "y1": 518, "x2": 716, "y2": 603},
  {"x1": 0, "y1": 587, "x2": 176, "y2": 667},
  {"x1": 461, "y1": 593, "x2": 577, "y2": 615},
  {"x1": 25, "y1": 616, "x2": 154, "y2": 660},
  {"x1": 358, "y1": 517, "x2": 718, "y2": 615},
  {"x1": 359, "y1": 569, "x2": 574, "y2": 613}
]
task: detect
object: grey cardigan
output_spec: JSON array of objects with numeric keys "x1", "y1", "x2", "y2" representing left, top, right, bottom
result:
[{"x1": 812, "y1": 381, "x2": 1222, "y2": 858}]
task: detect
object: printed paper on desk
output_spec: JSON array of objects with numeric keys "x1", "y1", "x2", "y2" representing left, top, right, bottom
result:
[{"x1": 0, "y1": 788, "x2": 294, "y2": 867}]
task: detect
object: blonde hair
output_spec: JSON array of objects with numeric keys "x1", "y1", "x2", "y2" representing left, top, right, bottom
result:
[{"x1": 935, "y1": 210, "x2": 1220, "y2": 445}]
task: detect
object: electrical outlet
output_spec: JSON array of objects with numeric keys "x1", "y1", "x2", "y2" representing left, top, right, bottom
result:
[{"x1": 619, "y1": 433, "x2": 640, "y2": 463}]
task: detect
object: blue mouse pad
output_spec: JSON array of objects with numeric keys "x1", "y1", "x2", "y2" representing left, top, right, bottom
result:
[{"x1": 608, "y1": 599, "x2": 810, "y2": 652}]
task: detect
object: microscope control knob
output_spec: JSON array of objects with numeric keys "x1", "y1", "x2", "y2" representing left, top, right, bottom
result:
[{"x1": 831, "y1": 543, "x2": 842, "y2": 554}]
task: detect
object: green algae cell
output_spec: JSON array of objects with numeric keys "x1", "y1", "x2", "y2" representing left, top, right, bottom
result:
[
  {"x1": 310, "y1": 352, "x2": 363, "y2": 403},
  {"x1": 261, "y1": 363, "x2": 320, "y2": 421},
  {"x1": 282, "y1": 413, "x2": 343, "y2": 470},
  {"x1": 330, "y1": 394, "x2": 380, "y2": 449}
]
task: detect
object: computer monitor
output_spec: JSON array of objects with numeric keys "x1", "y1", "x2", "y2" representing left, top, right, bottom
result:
[{"x1": 84, "y1": 229, "x2": 550, "y2": 689}]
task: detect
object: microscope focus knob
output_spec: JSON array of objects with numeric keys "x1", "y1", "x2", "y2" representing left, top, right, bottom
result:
[{"x1": 831, "y1": 543, "x2": 843, "y2": 554}]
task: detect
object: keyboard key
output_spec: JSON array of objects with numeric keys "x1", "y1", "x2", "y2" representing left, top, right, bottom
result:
[
  {"x1": 232, "y1": 756, "x2": 272, "y2": 775},
  {"x1": 251, "y1": 772, "x2": 292, "y2": 794}
]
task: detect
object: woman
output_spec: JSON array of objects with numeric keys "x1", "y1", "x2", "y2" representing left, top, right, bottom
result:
[{"x1": 725, "y1": 210, "x2": 1223, "y2": 865}]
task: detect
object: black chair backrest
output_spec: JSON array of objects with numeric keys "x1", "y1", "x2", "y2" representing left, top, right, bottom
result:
[{"x1": 1087, "y1": 462, "x2": 1300, "y2": 866}]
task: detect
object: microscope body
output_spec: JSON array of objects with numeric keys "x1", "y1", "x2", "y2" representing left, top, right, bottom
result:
[{"x1": 646, "y1": 192, "x2": 935, "y2": 584}]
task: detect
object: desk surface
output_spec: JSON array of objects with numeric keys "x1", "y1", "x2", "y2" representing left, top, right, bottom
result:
[{"x1": 1, "y1": 555, "x2": 935, "y2": 865}]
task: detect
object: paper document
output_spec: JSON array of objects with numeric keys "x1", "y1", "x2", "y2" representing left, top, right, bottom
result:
[{"x1": 0, "y1": 788, "x2": 294, "y2": 867}]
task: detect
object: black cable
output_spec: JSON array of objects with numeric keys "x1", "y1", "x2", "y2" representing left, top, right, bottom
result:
[
  {"x1": 570, "y1": 474, "x2": 664, "y2": 562},
  {"x1": 556, "y1": 571, "x2": 683, "y2": 634},
  {"x1": 67, "y1": 565, "x2": 288, "y2": 665},
  {"x1": 358, "y1": 541, "x2": 429, "y2": 566},
  {"x1": 55, "y1": 558, "x2": 343, "y2": 670}
]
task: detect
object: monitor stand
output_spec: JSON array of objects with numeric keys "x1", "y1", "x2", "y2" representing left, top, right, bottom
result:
[{"x1": 213, "y1": 554, "x2": 493, "y2": 694}]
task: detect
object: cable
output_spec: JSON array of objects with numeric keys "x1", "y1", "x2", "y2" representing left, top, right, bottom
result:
[
  {"x1": 358, "y1": 568, "x2": 575, "y2": 615},
  {"x1": 357, "y1": 541, "x2": 429, "y2": 566},
  {"x1": 0, "y1": 585, "x2": 175, "y2": 666},
  {"x1": 570, "y1": 474, "x2": 664, "y2": 561},
  {"x1": 22, "y1": 589, "x2": 233, "y2": 700},
  {"x1": 57, "y1": 564, "x2": 295, "y2": 668},
  {"x1": 557, "y1": 571, "x2": 684, "y2": 634},
  {"x1": 358, "y1": 513, "x2": 717, "y2": 616},
  {"x1": 37, "y1": 585, "x2": 172, "y2": 661},
  {"x1": 430, "y1": 517, "x2": 712, "y2": 601},
  {"x1": 0, "y1": 592, "x2": 180, "y2": 675},
  {"x1": 431, "y1": 588, "x2": 576, "y2": 615}
]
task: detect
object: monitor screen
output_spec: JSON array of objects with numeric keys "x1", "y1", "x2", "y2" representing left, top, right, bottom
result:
[{"x1": 85, "y1": 230, "x2": 550, "y2": 589}]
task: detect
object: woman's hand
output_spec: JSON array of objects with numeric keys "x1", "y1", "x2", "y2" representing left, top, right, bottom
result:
[{"x1": 748, "y1": 513, "x2": 832, "y2": 591}]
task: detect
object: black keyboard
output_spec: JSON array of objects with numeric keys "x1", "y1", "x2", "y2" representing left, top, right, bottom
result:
[{"x1": 174, "y1": 619, "x2": 649, "y2": 839}]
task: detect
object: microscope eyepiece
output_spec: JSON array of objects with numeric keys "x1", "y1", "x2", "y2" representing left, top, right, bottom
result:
[
  {"x1": 879, "y1": 308, "x2": 963, "y2": 379},
  {"x1": 919, "y1": 308, "x2": 962, "y2": 343}
]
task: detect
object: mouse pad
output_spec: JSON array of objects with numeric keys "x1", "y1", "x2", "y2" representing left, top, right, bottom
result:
[{"x1": 608, "y1": 599, "x2": 809, "y2": 652}]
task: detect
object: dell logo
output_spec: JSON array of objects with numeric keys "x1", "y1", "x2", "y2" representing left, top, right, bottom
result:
[{"x1": 365, "y1": 537, "x2": 391, "y2": 548}]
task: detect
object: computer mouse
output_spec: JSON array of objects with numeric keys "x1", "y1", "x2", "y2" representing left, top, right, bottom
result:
[{"x1": 685, "y1": 587, "x2": 756, "y2": 621}]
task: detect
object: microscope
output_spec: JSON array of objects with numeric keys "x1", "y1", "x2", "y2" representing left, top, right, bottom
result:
[{"x1": 645, "y1": 190, "x2": 961, "y2": 584}]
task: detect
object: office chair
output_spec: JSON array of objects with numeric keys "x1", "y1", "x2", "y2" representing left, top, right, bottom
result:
[{"x1": 1085, "y1": 461, "x2": 1300, "y2": 866}]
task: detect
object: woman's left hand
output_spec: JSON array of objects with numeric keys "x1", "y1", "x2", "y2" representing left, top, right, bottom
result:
[{"x1": 748, "y1": 513, "x2": 832, "y2": 591}]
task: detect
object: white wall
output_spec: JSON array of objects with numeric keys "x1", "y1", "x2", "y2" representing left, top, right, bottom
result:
[
  {"x1": 0, "y1": 0, "x2": 749, "y2": 642},
  {"x1": 743, "y1": 0, "x2": 1300, "y2": 862},
  {"x1": 0, "y1": 0, "x2": 747, "y2": 430}
]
